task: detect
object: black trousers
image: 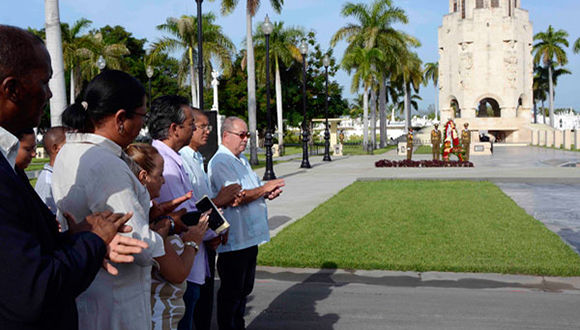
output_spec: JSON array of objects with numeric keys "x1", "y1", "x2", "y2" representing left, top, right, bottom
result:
[
  {"x1": 216, "y1": 246, "x2": 258, "y2": 330},
  {"x1": 194, "y1": 247, "x2": 216, "y2": 330}
]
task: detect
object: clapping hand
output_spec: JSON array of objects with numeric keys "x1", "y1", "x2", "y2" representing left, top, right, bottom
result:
[
  {"x1": 263, "y1": 179, "x2": 285, "y2": 200},
  {"x1": 64, "y1": 211, "x2": 148, "y2": 276},
  {"x1": 150, "y1": 191, "x2": 192, "y2": 221},
  {"x1": 213, "y1": 184, "x2": 243, "y2": 208}
]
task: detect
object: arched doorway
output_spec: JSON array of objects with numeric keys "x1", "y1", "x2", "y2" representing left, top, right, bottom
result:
[
  {"x1": 477, "y1": 98, "x2": 501, "y2": 117},
  {"x1": 451, "y1": 99, "x2": 460, "y2": 118}
]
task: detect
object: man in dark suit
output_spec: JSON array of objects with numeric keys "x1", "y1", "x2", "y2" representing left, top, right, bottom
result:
[{"x1": 0, "y1": 25, "x2": 147, "y2": 330}]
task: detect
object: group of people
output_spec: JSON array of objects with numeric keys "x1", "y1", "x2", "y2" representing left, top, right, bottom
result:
[
  {"x1": 405, "y1": 121, "x2": 472, "y2": 161},
  {"x1": 0, "y1": 25, "x2": 284, "y2": 330}
]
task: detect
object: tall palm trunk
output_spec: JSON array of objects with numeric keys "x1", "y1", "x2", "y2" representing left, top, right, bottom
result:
[
  {"x1": 362, "y1": 87, "x2": 369, "y2": 151},
  {"x1": 404, "y1": 82, "x2": 410, "y2": 132},
  {"x1": 542, "y1": 99, "x2": 546, "y2": 124},
  {"x1": 548, "y1": 64, "x2": 555, "y2": 127},
  {"x1": 189, "y1": 47, "x2": 198, "y2": 107},
  {"x1": 379, "y1": 74, "x2": 387, "y2": 148},
  {"x1": 45, "y1": 0, "x2": 67, "y2": 126},
  {"x1": 246, "y1": 10, "x2": 258, "y2": 165},
  {"x1": 69, "y1": 68, "x2": 75, "y2": 104},
  {"x1": 275, "y1": 57, "x2": 284, "y2": 155},
  {"x1": 533, "y1": 100, "x2": 537, "y2": 124},
  {"x1": 370, "y1": 88, "x2": 377, "y2": 151}
]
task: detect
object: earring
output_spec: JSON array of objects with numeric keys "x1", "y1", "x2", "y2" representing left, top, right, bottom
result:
[{"x1": 118, "y1": 124, "x2": 124, "y2": 135}]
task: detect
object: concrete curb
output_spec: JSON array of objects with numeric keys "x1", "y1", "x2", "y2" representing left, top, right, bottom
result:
[{"x1": 256, "y1": 266, "x2": 580, "y2": 293}]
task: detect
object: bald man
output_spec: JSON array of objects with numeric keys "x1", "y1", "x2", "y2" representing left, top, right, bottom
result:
[{"x1": 35, "y1": 126, "x2": 67, "y2": 214}]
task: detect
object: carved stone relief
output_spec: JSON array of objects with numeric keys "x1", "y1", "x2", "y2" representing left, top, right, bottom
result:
[{"x1": 503, "y1": 40, "x2": 518, "y2": 88}]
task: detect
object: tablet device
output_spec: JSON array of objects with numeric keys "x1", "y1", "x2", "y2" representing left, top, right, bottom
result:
[{"x1": 195, "y1": 195, "x2": 230, "y2": 234}]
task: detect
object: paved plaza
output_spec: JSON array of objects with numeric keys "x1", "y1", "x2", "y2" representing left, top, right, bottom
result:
[{"x1": 233, "y1": 146, "x2": 580, "y2": 329}]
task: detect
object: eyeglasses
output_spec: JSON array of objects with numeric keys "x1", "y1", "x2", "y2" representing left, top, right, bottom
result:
[
  {"x1": 133, "y1": 112, "x2": 150, "y2": 121},
  {"x1": 227, "y1": 131, "x2": 251, "y2": 139},
  {"x1": 196, "y1": 124, "x2": 213, "y2": 132}
]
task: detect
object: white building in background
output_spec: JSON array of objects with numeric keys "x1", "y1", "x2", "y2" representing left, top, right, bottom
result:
[
  {"x1": 439, "y1": 0, "x2": 534, "y2": 143},
  {"x1": 536, "y1": 109, "x2": 580, "y2": 130},
  {"x1": 311, "y1": 116, "x2": 437, "y2": 141}
]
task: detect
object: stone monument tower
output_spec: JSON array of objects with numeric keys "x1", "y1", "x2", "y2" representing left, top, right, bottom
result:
[{"x1": 438, "y1": 0, "x2": 533, "y2": 143}]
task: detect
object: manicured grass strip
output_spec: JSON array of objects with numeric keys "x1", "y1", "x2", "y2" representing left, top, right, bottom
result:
[
  {"x1": 343, "y1": 144, "x2": 396, "y2": 155},
  {"x1": 31, "y1": 158, "x2": 49, "y2": 164},
  {"x1": 27, "y1": 163, "x2": 46, "y2": 171},
  {"x1": 414, "y1": 145, "x2": 433, "y2": 154},
  {"x1": 259, "y1": 180, "x2": 580, "y2": 276}
]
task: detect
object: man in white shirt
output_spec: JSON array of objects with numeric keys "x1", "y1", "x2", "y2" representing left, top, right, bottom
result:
[
  {"x1": 180, "y1": 109, "x2": 242, "y2": 330},
  {"x1": 35, "y1": 126, "x2": 66, "y2": 214},
  {"x1": 208, "y1": 116, "x2": 285, "y2": 330}
]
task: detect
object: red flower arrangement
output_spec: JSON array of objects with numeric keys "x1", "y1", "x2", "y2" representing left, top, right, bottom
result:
[{"x1": 375, "y1": 159, "x2": 474, "y2": 168}]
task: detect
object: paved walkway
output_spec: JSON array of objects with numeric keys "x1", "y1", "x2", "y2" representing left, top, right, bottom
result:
[{"x1": 231, "y1": 146, "x2": 580, "y2": 329}]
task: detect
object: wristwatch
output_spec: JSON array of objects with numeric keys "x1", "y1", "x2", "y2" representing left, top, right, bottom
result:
[{"x1": 184, "y1": 241, "x2": 199, "y2": 252}]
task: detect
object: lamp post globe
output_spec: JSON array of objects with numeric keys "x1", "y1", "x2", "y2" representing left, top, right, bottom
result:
[
  {"x1": 146, "y1": 65, "x2": 154, "y2": 110},
  {"x1": 146, "y1": 66, "x2": 154, "y2": 79},
  {"x1": 322, "y1": 54, "x2": 331, "y2": 161},
  {"x1": 96, "y1": 55, "x2": 106, "y2": 71},
  {"x1": 299, "y1": 40, "x2": 311, "y2": 169},
  {"x1": 262, "y1": 15, "x2": 274, "y2": 35},
  {"x1": 262, "y1": 15, "x2": 276, "y2": 180}
]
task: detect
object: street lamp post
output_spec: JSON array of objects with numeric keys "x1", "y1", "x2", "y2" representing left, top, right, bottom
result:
[
  {"x1": 262, "y1": 15, "x2": 276, "y2": 180},
  {"x1": 96, "y1": 55, "x2": 106, "y2": 72},
  {"x1": 322, "y1": 54, "x2": 331, "y2": 162},
  {"x1": 299, "y1": 41, "x2": 311, "y2": 169},
  {"x1": 146, "y1": 65, "x2": 154, "y2": 110},
  {"x1": 196, "y1": 0, "x2": 204, "y2": 110}
]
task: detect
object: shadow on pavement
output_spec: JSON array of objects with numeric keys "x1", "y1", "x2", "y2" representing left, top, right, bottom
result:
[
  {"x1": 256, "y1": 268, "x2": 577, "y2": 293},
  {"x1": 247, "y1": 262, "x2": 344, "y2": 330}
]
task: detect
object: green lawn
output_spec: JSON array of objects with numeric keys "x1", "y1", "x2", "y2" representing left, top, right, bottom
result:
[
  {"x1": 259, "y1": 180, "x2": 580, "y2": 276},
  {"x1": 414, "y1": 145, "x2": 433, "y2": 154},
  {"x1": 280, "y1": 145, "x2": 302, "y2": 156},
  {"x1": 343, "y1": 144, "x2": 396, "y2": 155}
]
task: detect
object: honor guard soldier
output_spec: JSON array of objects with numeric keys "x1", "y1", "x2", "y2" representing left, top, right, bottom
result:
[
  {"x1": 431, "y1": 123, "x2": 441, "y2": 160},
  {"x1": 462, "y1": 122, "x2": 471, "y2": 161},
  {"x1": 406, "y1": 127, "x2": 413, "y2": 161}
]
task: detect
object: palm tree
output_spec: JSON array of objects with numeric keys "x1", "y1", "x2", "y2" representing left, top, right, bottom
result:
[
  {"x1": 45, "y1": 0, "x2": 67, "y2": 126},
  {"x1": 210, "y1": 0, "x2": 284, "y2": 165},
  {"x1": 574, "y1": 38, "x2": 580, "y2": 54},
  {"x1": 80, "y1": 32, "x2": 129, "y2": 81},
  {"x1": 61, "y1": 18, "x2": 93, "y2": 103},
  {"x1": 393, "y1": 51, "x2": 423, "y2": 131},
  {"x1": 533, "y1": 64, "x2": 570, "y2": 124},
  {"x1": 342, "y1": 46, "x2": 384, "y2": 150},
  {"x1": 533, "y1": 25, "x2": 569, "y2": 127},
  {"x1": 331, "y1": 0, "x2": 412, "y2": 148},
  {"x1": 532, "y1": 65, "x2": 548, "y2": 124},
  {"x1": 395, "y1": 90, "x2": 422, "y2": 115},
  {"x1": 153, "y1": 13, "x2": 235, "y2": 107},
  {"x1": 254, "y1": 21, "x2": 303, "y2": 155},
  {"x1": 423, "y1": 61, "x2": 439, "y2": 121}
]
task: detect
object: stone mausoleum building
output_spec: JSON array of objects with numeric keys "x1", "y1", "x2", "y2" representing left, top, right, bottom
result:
[{"x1": 439, "y1": 0, "x2": 533, "y2": 143}]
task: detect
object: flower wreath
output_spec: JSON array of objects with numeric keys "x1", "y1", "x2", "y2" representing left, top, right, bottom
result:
[{"x1": 442, "y1": 119, "x2": 464, "y2": 161}]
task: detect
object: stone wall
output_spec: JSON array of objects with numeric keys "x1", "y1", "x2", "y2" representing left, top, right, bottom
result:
[{"x1": 530, "y1": 129, "x2": 579, "y2": 150}]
